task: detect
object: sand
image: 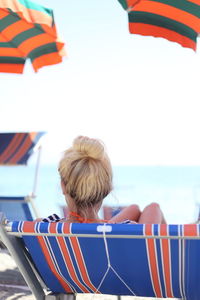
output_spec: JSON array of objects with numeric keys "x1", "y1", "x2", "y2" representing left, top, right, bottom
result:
[{"x1": 0, "y1": 247, "x2": 179, "y2": 300}]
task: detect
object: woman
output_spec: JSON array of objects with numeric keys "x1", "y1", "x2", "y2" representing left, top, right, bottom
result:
[{"x1": 43, "y1": 136, "x2": 166, "y2": 224}]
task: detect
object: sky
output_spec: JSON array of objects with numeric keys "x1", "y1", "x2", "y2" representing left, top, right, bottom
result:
[{"x1": 1, "y1": 0, "x2": 200, "y2": 166}]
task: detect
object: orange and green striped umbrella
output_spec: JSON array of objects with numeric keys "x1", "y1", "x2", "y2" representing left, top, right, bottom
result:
[
  {"x1": 118, "y1": 0, "x2": 200, "y2": 51},
  {"x1": 0, "y1": 0, "x2": 66, "y2": 73}
]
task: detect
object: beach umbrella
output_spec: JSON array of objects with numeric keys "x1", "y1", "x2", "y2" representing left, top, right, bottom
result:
[
  {"x1": 118, "y1": 0, "x2": 200, "y2": 51},
  {"x1": 0, "y1": 0, "x2": 65, "y2": 73},
  {"x1": 0, "y1": 132, "x2": 45, "y2": 165}
]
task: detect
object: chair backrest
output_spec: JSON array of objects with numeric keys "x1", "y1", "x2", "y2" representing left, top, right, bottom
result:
[
  {"x1": 0, "y1": 197, "x2": 33, "y2": 221},
  {"x1": 8, "y1": 221, "x2": 200, "y2": 300},
  {"x1": 0, "y1": 132, "x2": 45, "y2": 220}
]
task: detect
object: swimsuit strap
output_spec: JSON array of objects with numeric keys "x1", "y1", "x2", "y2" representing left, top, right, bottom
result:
[{"x1": 68, "y1": 211, "x2": 108, "y2": 223}]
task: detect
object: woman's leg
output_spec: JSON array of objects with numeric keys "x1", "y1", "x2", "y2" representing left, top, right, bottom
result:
[
  {"x1": 138, "y1": 202, "x2": 166, "y2": 224},
  {"x1": 109, "y1": 204, "x2": 141, "y2": 223}
]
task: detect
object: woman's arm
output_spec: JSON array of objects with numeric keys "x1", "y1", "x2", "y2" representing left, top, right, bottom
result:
[{"x1": 138, "y1": 202, "x2": 166, "y2": 224}]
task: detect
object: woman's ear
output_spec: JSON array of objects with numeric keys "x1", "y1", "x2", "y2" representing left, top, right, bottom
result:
[{"x1": 61, "y1": 180, "x2": 67, "y2": 195}]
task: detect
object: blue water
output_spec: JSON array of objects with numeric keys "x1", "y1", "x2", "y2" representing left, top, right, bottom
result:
[{"x1": 1, "y1": 164, "x2": 200, "y2": 223}]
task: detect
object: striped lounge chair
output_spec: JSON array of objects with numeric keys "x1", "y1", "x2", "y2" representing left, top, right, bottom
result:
[
  {"x1": 0, "y1": 132, "x2": 45, "y2": 221},
  {"x1": 1, "y1": 212, "x2": 200, "y2": 300}
]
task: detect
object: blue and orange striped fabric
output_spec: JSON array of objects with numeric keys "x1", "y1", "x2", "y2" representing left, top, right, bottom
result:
[
  {"x1": 0, "y1": 0, "x2": 66, "y2": 73},
  {"x1": 0, "y1": 132, "x2": 44, "y2": 165},
  {"x1": 118, "y1": 0, "x2": 200, "y2": 51},
  {"x1": 10, "y1": 222, "x2": 200, "y2": 299}
]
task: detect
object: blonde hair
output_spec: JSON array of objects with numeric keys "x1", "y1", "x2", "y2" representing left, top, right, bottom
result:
[{"x1": 58, "y1": 136, "x2": 113, "y2": 211}]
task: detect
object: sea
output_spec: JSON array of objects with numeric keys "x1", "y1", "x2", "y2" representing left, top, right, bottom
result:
[{"x1": 1, "y1": 164, "x2": 200, "y2": 224}]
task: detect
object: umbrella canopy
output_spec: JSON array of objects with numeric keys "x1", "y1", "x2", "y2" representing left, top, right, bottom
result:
[
  {"x1": 0, "y1": 0, "x2": 66, "y2": 73},
  {"x1": 118, "y1": 0, "x2": 200, "y2": 51},
  {"x1": 0, "y1": 132, "x2": 45, "y2": 165}
]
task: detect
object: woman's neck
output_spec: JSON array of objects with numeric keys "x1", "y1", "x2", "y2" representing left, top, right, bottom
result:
[
  {"x1": 65, "y1": 195, "x2": 101, "y2": 223},
  {"x1": 69, "y1": 208, "x2": 99, "y2": 222},
  {"x1": 66, "y1": 205, "x2": 101, "y2": 223}
]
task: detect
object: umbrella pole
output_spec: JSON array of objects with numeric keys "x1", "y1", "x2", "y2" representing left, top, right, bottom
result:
[
  {"x1": 30, "y1": 146, "x2": 42, "y2": 218},
  {"x1": 32, "y1": 145, "x2": 42, "y2": 197}
]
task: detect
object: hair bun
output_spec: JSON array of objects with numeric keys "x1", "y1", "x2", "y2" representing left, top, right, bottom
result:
[{"x1": 73, "y1": 136, "x2": 105, "y2": 160}]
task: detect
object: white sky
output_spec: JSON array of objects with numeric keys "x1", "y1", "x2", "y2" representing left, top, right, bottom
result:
[{"x1": 1, "y1": 0, "x2": 200, "y2": 166}]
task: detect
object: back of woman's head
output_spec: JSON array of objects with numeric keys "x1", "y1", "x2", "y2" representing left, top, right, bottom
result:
[{"x1": 58, "y1": 136, "x2": 113, "y2": 210}]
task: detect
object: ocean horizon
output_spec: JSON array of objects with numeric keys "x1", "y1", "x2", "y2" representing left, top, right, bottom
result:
[{"x1": 1, "y1": 164, "x2": 200, "y2": 224}]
